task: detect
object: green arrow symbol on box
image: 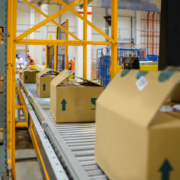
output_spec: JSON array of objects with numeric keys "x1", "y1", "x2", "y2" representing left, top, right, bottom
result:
[
  {"x1": 61, "y1": 99, "x2": 67, "y2": 111},
  {"x1": 26, "y1": 76, "x2": 28, "y2": 80},
  {"x1": 43, "y1": 84, "x2": 46, "y2": 91},
  {"x1": 159, "y1": 159, "x2": 173, "y2": 180}
]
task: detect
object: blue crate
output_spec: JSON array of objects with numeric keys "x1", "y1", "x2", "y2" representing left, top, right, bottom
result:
[
  {"x1": 96, "y1": 47, "x2": 158, "y2": 88},
  {"x1": 147, "y1": 54, "x2": 159, "y2": 62}
]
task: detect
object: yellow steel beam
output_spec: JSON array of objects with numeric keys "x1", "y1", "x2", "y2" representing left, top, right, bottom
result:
[
  {"x1": 23, "y1": 0, "x2": 79, "y2": 41},
  {"x1": 15, "y1": 0, "x2": 83, "y2": 41},
  {"x1": 16, "y1": 50, "x2": 28, "y2": 51},
  {"x1": 54, "y1": 45, "x2": 57, "y2": 70},
  {"x1": 65, "y1": 19, "x2": 69, "y2": 69},
  {"x1": 15, "y1": 39, "x2": 112, "y2": 46},
  {"x1": 111, "y1": 0, "x2": 118, "y2": 79},
  {"x1": 15, "y1": 105, "x2": 24, "y2": 109},
  {"x1": 83, "y1": 0, "x2": 88, "y2": 79},
  {"x1": 56, "y1": 0, "x2": 115, "y2": 43},
  {"x1": 16, "y1": 122, "x2": 28, "y2": 128}
]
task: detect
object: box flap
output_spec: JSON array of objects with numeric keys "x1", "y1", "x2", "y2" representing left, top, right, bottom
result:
[
  {"x1": 75, "y1": 76, "x2": 103, "y2": 86},
  {"x1": 97, "y1": 69, "x2": 180, "y2": 128},
  {"x1": 51, "y1": 70, "x2": 74, "y2": 87},
  {"x1": 23, "y1": 68, "x2": 38, "y2": 72},
  {"x1": 37, "y1": 69, "x2": 59, "y2": 78}
]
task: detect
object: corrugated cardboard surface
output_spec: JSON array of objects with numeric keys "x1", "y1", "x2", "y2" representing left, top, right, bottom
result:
[
  {"x1": 37, "y1": 76, "x2": 56, "y2": 98},
  {"x1": 36, "y1": 69, "x2": 59, "y2": 98},
  {"x1": 22, "y1": 69, "x2": 39, "y2": 83},
  {"x1": 95, "y1": 69, "x2": 180, "y2": 180},
  {"x1": 50, "y1": 70, "x2": 104, "y2": 123}
]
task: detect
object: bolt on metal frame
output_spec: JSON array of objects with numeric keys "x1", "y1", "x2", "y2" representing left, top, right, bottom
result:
[{"x1": 7, "y1": 0, "x2": 118, "y2": 179}]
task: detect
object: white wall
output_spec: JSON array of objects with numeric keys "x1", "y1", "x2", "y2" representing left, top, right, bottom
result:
[{"x1": 140, "y1": 11, "x2": 160, "y2": 55}]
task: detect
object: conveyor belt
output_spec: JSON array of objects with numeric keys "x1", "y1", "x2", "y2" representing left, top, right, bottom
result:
[
  {"x1": 21, "y1": 82, "x2": 108, "y2": 180},
  {"x1": 45, "y1": 110, "x2": 107, "y2": 180}
]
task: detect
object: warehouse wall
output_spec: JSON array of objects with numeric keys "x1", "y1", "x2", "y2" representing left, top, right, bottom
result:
[
  {"x1": 92, "y1": 8, "x2": 136, "y2": 60},
  {"x1": 140, "y1": 11, "x2": 160, "y2": 55}
]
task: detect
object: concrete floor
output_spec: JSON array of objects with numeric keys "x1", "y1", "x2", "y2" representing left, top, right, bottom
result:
[{"x1": 15, "y1": 127, "x2": 43, "y2": 179}]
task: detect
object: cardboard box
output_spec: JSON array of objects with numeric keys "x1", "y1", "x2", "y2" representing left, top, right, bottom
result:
[
  {"x1": 36, "y1": 69, "x2": 60, "y2": 98},
  {"x1": 16, "y1": 69, "x2": 23, "y2": 80},
  {"x1": 95, "y1": 69, "x2": 180, "y2": 180},
  {"x1": 50, "y1": 70, "x2": 104, "y2": 123},
  {"x1": 22, "y1": 69, "x2": 39, "y2": 83}
]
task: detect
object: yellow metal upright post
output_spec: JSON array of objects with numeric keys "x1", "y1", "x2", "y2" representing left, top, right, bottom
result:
[
  {"x1": 46, "y1": 37, "x2": 48, "y2": 68},
  {"x1": 83, "y1": 0, "x2": 88, "y2": 79},
  {"x1": 12, "y1": 0, "x2": 17, "y2": 178},
  {"x1": 7, "y1": 0, "x2": 17, "y2": 179},
  {"x1": 111, "y1": 0, "x2": 118, "y2": 79},
  {"x1": 54, "y1": 45, "x2": 57, "y2": 70},
  {"x1": 65, "y1": 19, "x2": 69, "y2": 69}
]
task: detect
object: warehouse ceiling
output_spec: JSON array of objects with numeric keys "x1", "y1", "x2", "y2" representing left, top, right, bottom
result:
[{"x1": 17, "y1": 0, "x2": 161, "y2": 12}]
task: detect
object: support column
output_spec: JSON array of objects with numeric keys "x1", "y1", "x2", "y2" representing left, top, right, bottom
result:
[
  {"x1": 75, "y1": 6, "x2": 92, "y2": 80},
  {"x1": 159, "y1": 0, "x2": 180, "y2": 69},
  {"x1": 40, "y1": 4, "x2": 48, "y2": 65},
  {"x1": 29, "y1": 6, "x2": 35, "y2": 58},
  {"x1": 111, "y1": 0, "x2": 118, "y2": 79},
  {"x1": 136, "y1": 11, "x2": 141, "y2": 48}
]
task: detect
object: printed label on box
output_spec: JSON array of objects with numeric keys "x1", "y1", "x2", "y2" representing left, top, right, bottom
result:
[{"x1": 136, "y1": 76, "x2": 148, "y2": 91}]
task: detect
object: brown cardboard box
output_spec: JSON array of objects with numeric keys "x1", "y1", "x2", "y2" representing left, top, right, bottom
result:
[
  {"x1": 95, "y1": 69, "x2": 180, "y2": 180},
  {"x1": 50, "y1": 70, "x2": 104, "y2": 123},
  {"x1": 22, "y1": 69, "x2": 39, "y2": 83},
  {"x1": 36, "y1": 69, "x2": 60, "y2": 98},
  {"x1": 16, "y1": 69, "x2": 23, "y2": 80}
]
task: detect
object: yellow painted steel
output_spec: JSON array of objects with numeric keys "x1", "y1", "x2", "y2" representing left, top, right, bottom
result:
[
  {"x1": 15, "y1": 105, "x2": 24, "y2": 109},
  {"x1": 7, "y1": 0, "x2": 17, "y2": 178},
  {"x1": 30, "y1": 125, "x2": 50, "y2": 180},
  {"x1": 46, "y1": 37, "x2": 48, "y2": 69},
  {"x1": 83, "y1": 0, "x2": 88, "y2": 79},
  {"x1": 15, "y1": 39, "x2": 112, "y2": 46},
  {"x1": 56, "y1": 0, "x2": 115, "y2": 44},
  {"x1": 13, "y1": 0, "x2": 17, "y2": 177},
  {"x1": 54, "y1": 45, "x2": 57, "y2": 70},
  {"x1": 17, "y1": 85, "x2": 28, "y2": 121},
  {"x1": 140, "y1": 65, "x2": 158, "y2": 71},
  {"x1": 65, "y1": 19, "x2": 69, "y2": 69},
  {"x1": 15, "y1": 122, "x2": 28, "y2": 128},
  {"x1": 15, "y1": 0, "x2": 83, "y2": 41},
  {"x1": 30, "y1": 65, "x2": 46, "y2": 70},
  {"x1": 23, "y1": 0, "x2": 79, "y2": 41},
  {"x1": 16, "y1": 50, "x2": 27, "y2": 51},
  {"x1": 110, "y1": 0, "x2": 118, "y2": 79}
]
